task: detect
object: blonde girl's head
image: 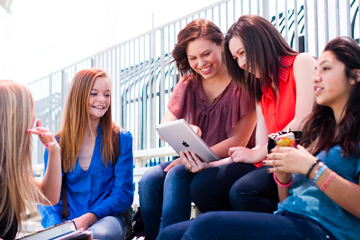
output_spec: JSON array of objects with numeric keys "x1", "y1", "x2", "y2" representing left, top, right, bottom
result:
[
  {"x1": 59, "y1": 68, "x2": 115, "y2": 172},
  {"x1": 0, "y1": 80, "x2": 44, "y2": 237}
]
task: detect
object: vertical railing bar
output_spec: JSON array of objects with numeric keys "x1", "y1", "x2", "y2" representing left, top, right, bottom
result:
[
  {"x1": 275, "y1": 0, "x2": 279, "y2": 30},
  {"x1": 285, "y1": 0, "x2": 288, "y2": 43},
  {"x1": 218, "y1": 3, "x2": 221, "y2": 29},
  {"x1": 345, "y1": 0, "x2": 350, "y2": 37},
  {"x1": 150, "y1": 31, "x2": 156, "y2": 148},
  {"x1": 226, "y1": 1, "x2": 229, "y2": 30},
  {"x1": 160, "y1": 29, "x2": 165, "y2": 148},
  {"x1": 263, "y1": 0, "x2": 269, "y2": 20},
  {"x1": 294, "y1": 0, "x2": 299, "y2": 51},
  {"x1": 119, "y1": 47, "x2": 123, "y2": 128},
  {"x1": 358, "y1": 0, "x2": 360, "y2": 39},
  {"x1": 212, "y1": 7, "x2": 214, "y2": 22},
  {"x1": 135, "y1": 39, "x2": 140, "y2": 150},
  {"x1": 241, "y1": 0, "x2": 243, "y2": 16},
  {"x1": 304, "y1": 0, "x2": 309, "y2": 53},
  {"x1": 233, "y1": 0, "x2": 236, "y2": 23},
  {"x1": 324, "y1": 0, "x2": 329, "y2": 43},
  {"x1": 335, "y1": 0, "x2": 340, "y2": 37},
  {"x1": 142, "y1": 36, "x2": 147, "y2": 150},
  {"x1": 314, "y1": 0, "x2": 319, "y2": 57}
]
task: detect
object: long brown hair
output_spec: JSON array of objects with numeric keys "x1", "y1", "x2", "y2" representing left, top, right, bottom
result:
[
  {"x1": 0, "y1": 80, "x2": 46, "y2": 237},
  {"x1": 58, "y1": 68, "x2": 115, "y2": 172},
  {"x1": 224, "y1": 14, "x2": 297, "y2": 102},
  {"x1": 172, "y1": 18, "x2": 224, "y2": 77},
  {"x1": 301, "y1": 37, "x2": 360, "y2": 157}
]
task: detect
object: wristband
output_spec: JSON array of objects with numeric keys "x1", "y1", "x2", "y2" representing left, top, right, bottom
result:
[
  {"x1": 320, "y1": 172, "x2": 336, "y2": 191},
  {"x1": 273, "y1": 172, "x2": 293, "y2": 187},
  {"x1": 312, "y1": 163, "x2": 327, "y2": 183},
  {"x1": 306, "y1": 158, "x2": 321, "y2": 178}
]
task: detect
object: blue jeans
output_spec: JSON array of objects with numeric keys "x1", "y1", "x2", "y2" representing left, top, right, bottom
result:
[
  {"x1": 157, "y1": 211, "x2": 335, "y2": 240},
  {"x1": 138, "y1": 162, "x2": 196, "y2": 240},
  {"x1": 89, "y1": 215, "x2": 125, "y2": 240}
]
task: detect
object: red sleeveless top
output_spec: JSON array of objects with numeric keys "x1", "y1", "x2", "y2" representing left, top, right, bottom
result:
[{"x1": 260, "y1": 55, "x2": 298, "y2": 133}]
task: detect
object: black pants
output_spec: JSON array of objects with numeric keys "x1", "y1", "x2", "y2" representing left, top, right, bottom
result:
[{"x1": 190, "y1": 164, "x2": 279, "y2": 214}]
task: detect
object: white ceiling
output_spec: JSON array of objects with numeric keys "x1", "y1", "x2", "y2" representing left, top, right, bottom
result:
[{"x1": 0, "y1": 0, "x2": 13, "y2": 11}]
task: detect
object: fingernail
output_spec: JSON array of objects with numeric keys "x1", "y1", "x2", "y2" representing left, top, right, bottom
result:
[
  {"x1": 267, "y1": 168, "x2": 271, "y2": 173},
  {"x1": 42, "y1": 133, "x2": 45, "y2": 136},
  {"x1": 36, "y1": 127, "x2": 39, "y2": 130},
  {"x1": 264, "y1": 156, "x2": 267, "y2": 159},
  {"x1": 28, "y1": 130, "x2": 31, "y2": 133},
  {"x1": 45, "y1": 144, "x2": 48, "y2": 147},
  {"x1": 262, "y1": 161, "x2": 266, "y2": 165}
]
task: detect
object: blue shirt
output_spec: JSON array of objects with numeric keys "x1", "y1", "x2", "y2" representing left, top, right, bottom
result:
[
  {"x1": 38, "y1": 127, "x2": 134, "y2": 228},
  {"x1": 276, "y1": 144, "x2": 360, "y2": 240}
]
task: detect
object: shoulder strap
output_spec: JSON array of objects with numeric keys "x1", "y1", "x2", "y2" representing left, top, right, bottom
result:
[
  {"x1": 61, "y1": 125, "x2": 121, "y2": 219},
  {"x1": 61, "y1": 174, "x2": 70, "y2": 218},
  {"x1": 112, "y1": 125, "x2": 121, "y2": 163}
]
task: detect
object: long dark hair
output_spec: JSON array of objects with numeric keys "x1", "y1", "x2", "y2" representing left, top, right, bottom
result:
[
  {"x1": 224, "y1": 14, "x2": 297, "y2": 102},
  {"x1": 172, "y1": 18, "x2": 224, "y2": 77},
  {"x1": 301, "y1": 37, "x2": 360, "y2": 157}
]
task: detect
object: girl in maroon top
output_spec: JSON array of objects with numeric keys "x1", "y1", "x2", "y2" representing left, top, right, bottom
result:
[{"x1": 138, "y1": 19, "x2": 257, "y2": 240}]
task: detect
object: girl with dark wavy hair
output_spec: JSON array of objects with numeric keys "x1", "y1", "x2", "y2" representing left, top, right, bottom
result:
[
  {"x1": 158, "y1": 36, "x2": 360, "y2": 240},
  {"x1": 139, "y1": 18, "x2": 257, "y2": 240}
]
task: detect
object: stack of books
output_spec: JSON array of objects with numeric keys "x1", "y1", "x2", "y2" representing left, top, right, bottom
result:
[{"x1": 17, "y1": 221, "x2": 92, "y2": 240}]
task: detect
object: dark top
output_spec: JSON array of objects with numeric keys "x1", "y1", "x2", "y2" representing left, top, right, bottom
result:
[{"x1": 0, "y1": 215, "x2": 18, "y2": 240}]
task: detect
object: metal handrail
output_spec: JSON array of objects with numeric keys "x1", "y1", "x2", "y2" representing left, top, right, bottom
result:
[{"x1": 29, "y1": 0, "x2": 357, "y2": 169}]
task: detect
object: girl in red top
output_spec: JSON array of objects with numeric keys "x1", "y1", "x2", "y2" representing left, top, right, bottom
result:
[{"x1": 187, "y1": 14, "x2": 316, "y2": 214}]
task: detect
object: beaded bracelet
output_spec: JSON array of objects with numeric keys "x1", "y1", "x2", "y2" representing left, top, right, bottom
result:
[
  {"x1": 320, "y1": 172, "x2": 336, "y2": 191},
  {"x1": 273, "y1": 172, "x2": 293, "y2": 187},
  {"x1": 312, "y1": 163, "x2": 327, "y2": 183},
  {"x1": 306, "y1": 158, "x2": 321, "y2": 178}
]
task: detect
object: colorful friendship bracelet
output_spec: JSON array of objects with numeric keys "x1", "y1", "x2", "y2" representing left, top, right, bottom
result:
[
  {"x1": 273, "y1": 172, "x2": 293, "y2": 187},
  {"x1": 306, "y1": 158, "x2": 321, "y2": 178},
  {"x1": 320, "y1": 172, "x2": 336, "y2": 191},
  {"x1": 312, "y1": 163, "x2": 327, "y2": 183}
]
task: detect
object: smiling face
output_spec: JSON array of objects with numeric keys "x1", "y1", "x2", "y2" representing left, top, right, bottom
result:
[
  {"x1": 313, "y1": 50, "x2": 356, "y2": 114},
  {"x1": 88, "y1": 76, "x2": 111, "y2": 122},
  {"x1": 228, "y1": 36, "x2": 260, "y2": 78},
  {"x1": 186, "y1": 37, "x2": 223, "y2": 80}
]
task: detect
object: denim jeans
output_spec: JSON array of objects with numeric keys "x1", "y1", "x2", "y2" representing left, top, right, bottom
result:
[
  {"x1": 89, "y1": 215, "x2": 125, "y2": 240},
  {"x1": 157, "y1": 211, "x2": 335, "y2": 240},
  {"x1": 189, "y1": 162, "x2": 257, "y2": 212},
  {"x1": 229, "y1": 165, "x2": 279, "y2": 213},
  {"x1": 138, "y1": 162, "x2": 196, "y2": 240}
]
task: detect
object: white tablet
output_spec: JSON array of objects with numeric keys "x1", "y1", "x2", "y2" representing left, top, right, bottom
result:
[{"x1": 155, "y1": 119, "x2": 219, "y2": 162}]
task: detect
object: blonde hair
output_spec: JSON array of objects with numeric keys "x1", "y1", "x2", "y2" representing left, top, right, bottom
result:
[
  {"x1": 0, "y1": 80, "x2": 46, "y2": 237},
  {"x1": 58, "y1": 68, "x2": 115, "y2": 172}
]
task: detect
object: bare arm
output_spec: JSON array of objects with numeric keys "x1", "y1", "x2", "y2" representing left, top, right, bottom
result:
[
  {"x1": 265, "y1": 146, "x2": 360, "y2": 215},
  {"x1": 230, "y1": 103, "x2": 269, "y2": 164},
  {"x1": 30, "y1": 120, "x2": 62, "y2": 205},
  {"x1": 284, "y1": 53, "x2": 316, "y2": 131},
  {"x1": 210, "y1": 110, "x2": 257, "y2": 159}
]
